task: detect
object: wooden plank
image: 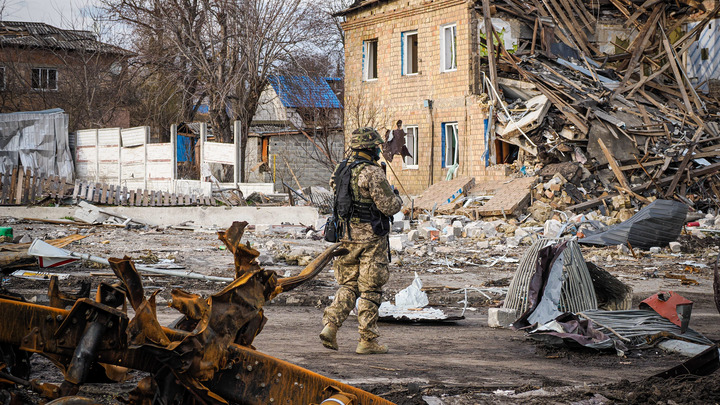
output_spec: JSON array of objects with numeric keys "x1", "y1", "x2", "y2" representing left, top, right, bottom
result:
[
  {"x1": 100, "y1": 183, "x2": 108, "y2": 204},
  {"x1": 171, "y1": 193, "x2": 177, "y2": 206},
  {"x1": 115, "y1": 185, "x2": 121, "y2": 206},
  {"x1": 665, "y1": 127, "x2": 704, "y2": 197},
  {"x1": 135, "y1": 189, "x2": 142, "y2": 206},
  {"x1": 72, "y1": 181, "x2": 81, "y2": 202},
  {"x1": 122, "y1": 187, "x2": 128, "y2": 205},
  {"x1": 661, "y1": 33, "x2": 693, "y2": 113},
  {"x1": 163, "y1": 191, "x2": 170, "y2": 206},
  {"x1": 142, "y1": 190, "x2": 149, "y2": 207},
  {"x1": 108, "y1": 185, "x2": 116, "y2": 205},
  {"x1": 14, "y1": 168, "x2": 25, "y2": 204},
  {"x1": 210, "y1": 196, "x2": 217, "y2": 206},
  {"x1": 58, "y1": 177, "x2": 67, "y2": 200},
  {"x1": 129, "y1": 189, "x2": 136, "y2": 206},
  {"x1": 93, "y1": 183, "x2": 101, "y2": 203},
  {"x1": 84, "y1": 182, "x2": 93, "y2": 201},
  {"x1": 21, "y1": 169, "x2": 31, "y2": 204},
  {"x1": 597, "y1": 138, "x2": 631, "y2": 191},
  {"x1": 1, "y1": 171, "x2": 9, "y2": 204},
  {"x1": 9, "y1": 167, "x2": 18, "y2": 204}
]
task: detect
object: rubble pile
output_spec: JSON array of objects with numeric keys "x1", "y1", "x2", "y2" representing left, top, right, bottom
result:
[{"x1": 485, "y1": 0, "x2": 720, "y2": 215}]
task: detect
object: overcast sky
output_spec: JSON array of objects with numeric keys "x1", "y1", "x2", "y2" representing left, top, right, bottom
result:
[{"x1": 2, "y1": 0, "x2": 104, "y2": 29}]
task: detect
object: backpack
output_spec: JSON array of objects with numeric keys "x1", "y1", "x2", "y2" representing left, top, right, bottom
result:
[{"x1": 324, "y1": 158, "x2": 370, "y2": 242}]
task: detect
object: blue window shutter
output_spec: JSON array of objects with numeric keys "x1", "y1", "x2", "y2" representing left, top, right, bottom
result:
[
  {"x1": 362, "y1": 41, "x2": 366, "y2": 80},
  {"x1": 401, "y1": 32, "x2": 405, "y2": 76},
  {"x1": 441, "y1": 124, "x2": 446, "y2": 168}
]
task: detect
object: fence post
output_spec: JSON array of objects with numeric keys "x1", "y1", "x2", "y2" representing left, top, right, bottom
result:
[
  {"x1": 233, "y1": 120, "x2": 241, "y2": 185},
  {"x1": 170, "y1": 123, "x2": 177, "y2": 193}
]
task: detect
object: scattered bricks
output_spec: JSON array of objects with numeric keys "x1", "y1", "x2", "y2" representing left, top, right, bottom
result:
[
  {"x1": 544, "y1": 190, "x2": 555, "y2": 199},
  {"x1": 443, "y1": 226, "x2": 462, "y2": 237},
  {"x1": 478, "y1": 240, "x2": 490, "y2": 249},
  {"x1": 452, "y1": 220, "x2": 464, "y2": 228},
  {"x1": 389, "y1": 235, "x2": 407, "y2": 252},
  {"x1": 439, "y1": 234, "x2": 456, "y2": 243},
  {"x1": 506, "y1": 236, "x2": 520, "y2": 247},
  {"x1": 488, "y1": 308, "x2": 518, "y2": 328},
  {"x1": 669, "y1": 242, "x2": 682, "y2": 252},
  {"x1": 549, "y1": 183, "x2": 562, "y2": 192},
  {"x1": 649, "y1": 247, "x2": 661, "y2": 254},
  {"x1": 408, "y1": 230, "x2": 419, "y2": 241},
  {"x1": 429, "y1": 229, "x2": 440, "y2": 240}
]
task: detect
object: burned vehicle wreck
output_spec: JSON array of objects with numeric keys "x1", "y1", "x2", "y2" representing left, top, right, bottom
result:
[{"x1": 0, "y1": 221, "x2": 391, "y2": 405}]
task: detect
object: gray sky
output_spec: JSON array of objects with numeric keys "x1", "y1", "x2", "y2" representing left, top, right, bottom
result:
[{"x1": 2, "y1": 0, "x2": 104, "y2": 29}]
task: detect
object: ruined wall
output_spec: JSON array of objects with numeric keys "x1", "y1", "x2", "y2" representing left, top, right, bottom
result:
[
  {"x1": 267, "y1": 132, "x2": 344, "y2": 191},
  {"x1": 342, "y1": 0, "x2": 494, "y2": 195}
]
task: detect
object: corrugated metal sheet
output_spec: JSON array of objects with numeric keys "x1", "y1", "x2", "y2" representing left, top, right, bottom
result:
[
  {"x1": 0, "y1": 20, "x2": 132, "y2": 55},
  {"x1": 686, "y1": 19, "x2": 720, "y2": 92},
  {"x1": 578, "y1": 199, "x2": 687, "y2": 249},
  {"x1": 267, "y1": 75, "x2": 342, "y2": 109}
]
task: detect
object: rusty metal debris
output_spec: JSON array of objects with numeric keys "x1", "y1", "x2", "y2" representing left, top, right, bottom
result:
[{"x1": 0, "y1": 221, "x2": 390, "y2": 404}]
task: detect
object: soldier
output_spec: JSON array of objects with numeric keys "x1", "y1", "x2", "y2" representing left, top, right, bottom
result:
[{"x1": 321, "y1": 127, "x2": 403, "y2": 354}]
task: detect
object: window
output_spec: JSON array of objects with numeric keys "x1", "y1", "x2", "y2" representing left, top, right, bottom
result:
[
  {"x1": 362, "y1": 39, "x2": 378, "y2": 81},
  {"x1": 442, "y1": 122, "x2": 459, "y2": 168},
  {"x1": 440, "y1": 24, "x2": 457, "y2": 72},
  {"x1": 0, "y1": 67, "x2": 5, "y2": 90},
  {"x1": 31, "y1": 68, "x2": 58, "y2": 90},
  {"x1": 403, "y1": 125, "x2": 419, "y2": 168},
  {"x1": 402, "y1": 31, "x2": 418, "y2": 75}
]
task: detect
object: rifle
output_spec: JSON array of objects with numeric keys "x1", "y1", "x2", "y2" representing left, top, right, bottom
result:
[{"x1": 381, "y1": 162, "x2": 392, "y2": 262}]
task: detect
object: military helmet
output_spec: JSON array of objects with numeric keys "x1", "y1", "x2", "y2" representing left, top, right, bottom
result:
[{"x1": 349, "y1": 127, "x2": 384, "y2": 150}]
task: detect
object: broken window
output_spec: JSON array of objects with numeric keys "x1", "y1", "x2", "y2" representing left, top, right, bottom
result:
[
  {"x1": 362, "y1": 39, "x2": 378, "y2": 81},
  {"x1": 442, "y1": 122, "x2": 458, "y2": 168},
  {"x1": 404, "y1": 125, "x2": 419, "y2": 168},
  {"x1": 31, "y1": 67, "x2": 58, "y2": 90},
  {"x1": 402, "y1": 31, "x2": 418, "y2": 75},
  {"x1": 441, "y1": 24, "x2": 457, "y2": 72},
  {"x1": 0, "y1": 67, "x2": 5, "y2": 90}
]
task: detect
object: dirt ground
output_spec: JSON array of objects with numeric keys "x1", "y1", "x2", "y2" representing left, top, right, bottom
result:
[{"x1": 1, "y1": 217, "x2": 720, "y2": 404}]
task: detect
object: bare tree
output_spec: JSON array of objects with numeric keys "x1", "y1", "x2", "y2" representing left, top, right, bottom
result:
[{"x1": 104, "y1": 0, "x2": 320, "y2": 181}]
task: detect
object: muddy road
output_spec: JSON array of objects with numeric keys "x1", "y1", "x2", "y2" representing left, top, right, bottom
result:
[{"x1": 1, "y1": 219, "x2": 719, "y2": 404}]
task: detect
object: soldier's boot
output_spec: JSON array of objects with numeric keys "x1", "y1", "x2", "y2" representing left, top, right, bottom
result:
[
  {"x1": 320, "y1": 323, "x2": 338, "y2": 350},
  {"x1": 355, "y1": 338, "x2": 388, "y2": 355}
]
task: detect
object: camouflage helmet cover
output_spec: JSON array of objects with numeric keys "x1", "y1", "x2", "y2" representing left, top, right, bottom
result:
[{"x1": 349, "y1": 127, "x2": 384, "y2": 150}]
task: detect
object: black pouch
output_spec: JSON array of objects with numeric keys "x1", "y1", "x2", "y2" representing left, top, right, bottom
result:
[
  {"x1": 369, "y1": 207, "x2": 391, "y2": 237},
  {"x1": 324, "y1": 215, "x2": 343, "y2": 242}
]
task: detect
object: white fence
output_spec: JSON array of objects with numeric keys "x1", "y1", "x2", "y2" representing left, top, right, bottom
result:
[{"x1": 74, "y1": 122, "x2": 272, "y2": 196}]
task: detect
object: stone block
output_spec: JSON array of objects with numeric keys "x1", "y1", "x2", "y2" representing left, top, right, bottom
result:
[
  {"x1": 488, "y1": 308, "x2": 518, "y2": 328},
  {"x1": 408, "y1": 230, "x2": 419, "y2": 241},
  {"x1": 649, "y1": 247, "x2": 661, "y2": 254},
  {"x1": 669, "y1": 241, "x2": 682, "y2": 253},
  {"x1": 389, "y1": 235, "x2": 407, "y2": 252},
  {"x1": 478, "y1": 241, "x2": 490, "y2": 249},
  {"x1": 254, "y1": 224, "x2": 271, "y2": 236},
  {"x1": 439, "y1": 234, "x2": 456, "y2": 243}
]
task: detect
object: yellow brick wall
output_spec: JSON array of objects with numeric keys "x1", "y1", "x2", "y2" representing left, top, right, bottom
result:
[{"x1": 343, "y1": 0, "x2": 496, "y2": 194}]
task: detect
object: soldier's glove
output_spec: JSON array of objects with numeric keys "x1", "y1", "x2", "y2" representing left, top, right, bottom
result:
[{"x1": 393, "y1": 188, "x2": 400, "y2": 196}]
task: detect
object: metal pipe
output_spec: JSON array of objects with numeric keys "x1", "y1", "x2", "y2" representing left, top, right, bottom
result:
[{"x1": 62, "y1": 321, "x2": 108, "y2": 394}]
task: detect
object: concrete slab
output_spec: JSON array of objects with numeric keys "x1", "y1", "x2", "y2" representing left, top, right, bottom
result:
[{"x1": 1, "y1": 206, "x2": 319, "y2": 228}]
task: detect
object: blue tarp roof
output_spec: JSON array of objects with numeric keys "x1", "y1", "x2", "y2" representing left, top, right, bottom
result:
[{"x1": 268, "y1": 76, "x2": 342, "y2": 109}]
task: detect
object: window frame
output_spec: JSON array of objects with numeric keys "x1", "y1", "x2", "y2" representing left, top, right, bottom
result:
[
  {"x1": 402, "y1": 30, "x2": 419, "y2": 76},
  {"x1": 443, "y1": 122, "x2": 459, "y2": 168},
  {"x1": 31, "y1": 67, "x2": 58, "y2": 91},
  {"x1": 440, "y1": 23, "x2": 457, "y2": 72},
  {"x1": 403, "y1": 125, "x2": 419, "y2": 169},
  {"x1": 362, "y1": 39, "x2": 379, "y2": 81}
]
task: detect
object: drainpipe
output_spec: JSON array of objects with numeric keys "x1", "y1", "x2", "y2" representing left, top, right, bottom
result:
[{"x1": 425, "y1": 99, "x2": 434, "y2": 187}]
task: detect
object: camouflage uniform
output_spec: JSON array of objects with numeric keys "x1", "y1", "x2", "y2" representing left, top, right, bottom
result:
[{"x1": 323, "y1": 154, "x2": 403, "y2": 341}]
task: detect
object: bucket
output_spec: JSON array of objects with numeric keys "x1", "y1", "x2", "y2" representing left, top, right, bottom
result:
[{"x1": 0, "y1": 227, "x2": 12, "y2": 243}]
